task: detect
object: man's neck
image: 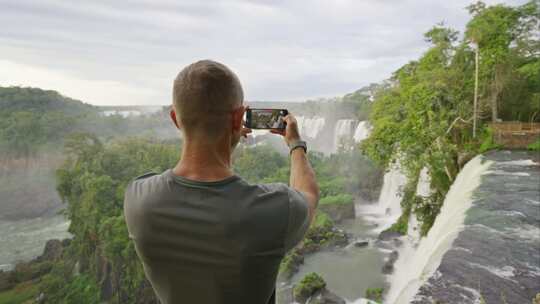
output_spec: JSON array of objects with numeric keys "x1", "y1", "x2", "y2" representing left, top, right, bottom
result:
[{"x1": 173, "y1": 137, "x2": 234, "y2": 182}]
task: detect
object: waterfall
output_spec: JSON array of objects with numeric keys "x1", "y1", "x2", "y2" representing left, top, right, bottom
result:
[
  {"x1": 407, "y1": 167, "x2": 431, "y2": 244},
  {"x1": 300, "y1": 116, "x2": 326, "y2": 138},
  {"x1": 358, "y1": 163, "x2": 407, "y2": 232},
  {"x1": 353, "y1": 121, "x2": 370, "y2": 143},
  {"x1": 377, "y1": 164, "x2": 407, "y2": 230},
  {"x1": 386, "y1": 155, "x2": 492, "y2": 304},
  {"x1": 415, "y1": 167, "x2": 431, "y2": 197},
  {"x1": 333, "y1": 119, "x2": 357, "y2": 152}
]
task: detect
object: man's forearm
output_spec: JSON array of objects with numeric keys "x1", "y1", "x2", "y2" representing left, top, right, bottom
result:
[{"x1": 290, "y1": 149, "x2": 319, "y2": 223}]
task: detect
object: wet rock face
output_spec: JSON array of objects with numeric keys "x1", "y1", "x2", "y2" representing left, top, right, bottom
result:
[
  {"x1": 382, "y1": 250, "x2": 399, "y2": 275},
  {"x1": 307, "y1": 289, "x2": 347, "y2": 304},
  {"x1": 37, "y1": 239, "x2": 64, "y2": 262},
  {"x1": 412, "y1": 151, "x2": 540, "y2": 304},
  {"x1": 319, "y1": 203, "x2": 355, "y2": 223}
]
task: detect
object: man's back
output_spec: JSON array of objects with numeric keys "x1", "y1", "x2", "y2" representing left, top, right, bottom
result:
[{"x1": 124, "y1": 169, "x2": 309, "y2": 304}]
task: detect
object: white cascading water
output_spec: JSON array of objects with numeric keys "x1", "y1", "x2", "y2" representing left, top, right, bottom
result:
[
  {"x1": 300, "y1": 116, "x2": 326, "y2": 138},
  {"x1": 353, "y1": 121, "x2": 370, "y2": 143},
  {"x1": 407, "y1": 167, "x2": 432, "y2": 243},
  {"x1": 333, "y1": 119, "x2": 357, "y2": 152},
  {"x1": 358, "y1": 162, "x2": 407, "y2": 232},
  {"x1": 386, "y1": 156, "x2": 492, "y2": 304}
]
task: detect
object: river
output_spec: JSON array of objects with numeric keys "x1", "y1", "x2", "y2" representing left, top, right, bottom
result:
[{"x1": 0, "y1": 215, "x2": 70, "y2": 272}]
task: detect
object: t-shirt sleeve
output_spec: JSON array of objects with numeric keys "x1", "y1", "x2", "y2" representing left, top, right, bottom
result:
[{"x1": 284, "y1": 188, "x2": 310, "y2": 252}]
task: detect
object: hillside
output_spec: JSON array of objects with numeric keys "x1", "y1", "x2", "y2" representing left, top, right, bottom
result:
[{"x1": 0, "y1": 86, "x2": 96, "y2": 115}]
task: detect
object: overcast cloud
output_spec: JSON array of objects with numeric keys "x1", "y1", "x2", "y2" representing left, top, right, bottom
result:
[{"x1": 0, "y1": 0, "x2": 526, "y2": 105}]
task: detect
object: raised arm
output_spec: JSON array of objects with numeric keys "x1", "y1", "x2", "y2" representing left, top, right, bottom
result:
[{"x1": 271, "y1": 114, "x2": 320, "y2": 224}]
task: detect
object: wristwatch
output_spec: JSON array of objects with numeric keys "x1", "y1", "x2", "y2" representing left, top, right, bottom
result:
[{"x1": 288, "y1": 140, "x2": 307, "y2": 155}]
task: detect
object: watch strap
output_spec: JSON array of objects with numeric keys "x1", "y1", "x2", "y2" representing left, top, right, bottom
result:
[{"x1": 289, "y1": 140, "x2": 307, "y2": 155}]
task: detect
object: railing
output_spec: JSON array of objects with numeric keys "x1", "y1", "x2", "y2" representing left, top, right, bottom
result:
[
  {"x1": 488, "y1": 122, "x2": 540, "y2": 149},
  {"x1": 488, "y1": 122, "x2": 540, "y2": 132}
]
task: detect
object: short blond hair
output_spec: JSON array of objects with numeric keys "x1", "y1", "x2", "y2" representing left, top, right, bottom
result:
[{"x1": 173, "y1": 60, "x2": 243, "y2": 138}]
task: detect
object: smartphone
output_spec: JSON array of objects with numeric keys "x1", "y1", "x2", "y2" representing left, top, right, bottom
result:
[{"x1": 245, "y1": 108, "x2": 288, "y2": 130}]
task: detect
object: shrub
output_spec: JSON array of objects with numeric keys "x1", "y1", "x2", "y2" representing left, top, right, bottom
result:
[
  {"x1": 365, "y1": 287, "x2": 383, "y2": 302},
  {"x1": 528, "y1": 138, "x2": 540, "y2": 151},
  {"x1": 293, "y1": 272, "x2": 326, "y2": 301},
  {"x1": 478, "y1": 127, "x2": 501, "y2": 153}
]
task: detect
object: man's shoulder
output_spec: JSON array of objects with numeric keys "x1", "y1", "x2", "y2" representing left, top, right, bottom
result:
[
  {"x1": 256, "y1": 182, "x2": 290, "y2": 194},
  {"x1": 255, "y1": 183, "x2": 306, "y2": 203},
  {"x1": 125, "y1": 171, "x2": 166, "y2": 194},
  {"x1": 133, "y1": 171, "x2": 160, "y2": 182}
]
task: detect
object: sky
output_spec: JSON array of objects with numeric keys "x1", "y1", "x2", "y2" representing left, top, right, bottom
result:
[{"x1": 0, "y1": 0, "x2": 526, "y2": 106}]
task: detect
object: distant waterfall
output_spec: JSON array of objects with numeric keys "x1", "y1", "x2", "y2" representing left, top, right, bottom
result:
[
  {"x1": 386, "y1": 156, "x2": 492, "y2": 304},
  {"x1": 353, "y1": 121, "x2": 370, "y2": 143},
  {"x1": 297, "y1": 116, "x2": 326, "y2": 139},
  {"x1": 333, "y1": 119, "x2": 357, "y2": 152}
]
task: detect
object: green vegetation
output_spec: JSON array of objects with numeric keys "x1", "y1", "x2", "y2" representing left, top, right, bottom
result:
[
  {"x1": 527, "y1": 138, "x2": 540, "y2": 151},
  {"x1": 293, "y1": 272, "x2": 326, "y2": 301},
  {"x1": 365, "y1": 287, "x2": 384, "y2": 303},
  {"x1": 234, "y1": 144, "x2": 383, "y2": 202},
  {"x1": 0, "y1": 133, "x2": 362, "y2": 300},
  {"x1": 363, "y1": 1, "x2": 539, "y2": 235},
  {"x1": 278, "y1": 248, "x2": 304, "y2": 279},
  {"x1": 279, "y1": 211, "x2": 348, "y2": 280},
  {"x1": 478, "y1": 127, "x2": 502, "y2": 153},
  {"x1": 0, "y1": 86, "x2": 175, "y2": 157},
  {"x1": 0, "y1": 281, "x2": 39, "y2": 304},
  {"x1": 37, "y1": 136, "x2": 180, "y2": 302},
  {"x1": 320, "y1": 194, "x2": 354, "y2": 205}
]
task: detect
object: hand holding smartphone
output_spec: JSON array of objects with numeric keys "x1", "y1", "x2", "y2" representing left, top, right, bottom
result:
[{"x1": 245, "y1": 108, "x2": 288, "y2": 130}]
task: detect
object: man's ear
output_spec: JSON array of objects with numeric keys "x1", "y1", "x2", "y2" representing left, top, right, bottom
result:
[
  {"x1": 170, "y1": 108, "x2": 180, "y2": 129},
  {"x1": 231, "y1": 106, "x2": 246, "y2": 131}
]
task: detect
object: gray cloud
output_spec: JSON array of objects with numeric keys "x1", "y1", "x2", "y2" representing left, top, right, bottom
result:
[{"x1": 0, "y1": 0, "x2": 527, "y2": 105}]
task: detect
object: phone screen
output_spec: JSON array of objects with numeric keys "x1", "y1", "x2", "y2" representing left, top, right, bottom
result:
[{"x1": 246, "y1": 109, "x2": 288, "y2": 129}]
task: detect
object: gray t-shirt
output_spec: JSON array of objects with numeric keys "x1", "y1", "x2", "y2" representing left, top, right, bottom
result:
[{"x1": 124, "y1": 169, "x2": 310, "y2": 304}]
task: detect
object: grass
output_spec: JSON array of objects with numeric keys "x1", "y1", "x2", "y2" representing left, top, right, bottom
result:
[
  {"x1": 527, "y1": 138, "x2": 540, "y2": 151},
  {"x1": 319, "y1": 194, "x2": 354, "y2": 205},
  {"x1": 0, "y1": 281, "x2": 39, "y2": 304},
  {"x1": 312, "y1": 211, "x2": 334, "y2": 229}
]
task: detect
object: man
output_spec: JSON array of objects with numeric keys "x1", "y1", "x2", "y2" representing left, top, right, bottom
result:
[{"x1": 124, "y1": 60, "x2": 319, "y2": 304}]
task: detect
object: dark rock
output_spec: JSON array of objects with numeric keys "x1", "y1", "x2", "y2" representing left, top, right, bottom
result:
[
  {"x1": 37, "y1": 239, "x2": 63, "y2": 262},
  {"x1": 319, "y1": 203, "x2": 355, "y2": 223},
  {"x1": 353, "y1": 240, "x2": 369, "y2": 248},
  {"x1": 307, "y1": 289, "x2": 347, "y2": 304},
  {"x1": 277, "y1": 285, "x2": 294, "y2": 304},
  {"x1": 377, "y1": 230, "x2": 402, "y2": 241},
  {"x1": 0, "y1": 270, "x2": 16, "y2": 292},
  {"x1": 457, "y1": 151, "x2": 474, "y2": 168},
  {"x1": 382, "y1": 250, "x2": 399, "y2": 274},
  {"x1": 61, "y1": 238, "x2": 71, "y2": 248}
]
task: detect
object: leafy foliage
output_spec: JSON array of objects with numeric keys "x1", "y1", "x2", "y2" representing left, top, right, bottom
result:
[
  {"x1": 0, "y1": 86, "x2": 178, "y2": 157},
  {"x1": 41, "y1": 136, "x2": 180, "y2": 302},
  {"x1": 528, "y1": 138, "x2": 540, "y2": 151},
  {"x1": 293, "y1": 272, "x2": 326, "y2": 300},
  {"x1": 365, "y1": 287, "x2": 384, "y2": 303},
  {"x1": 363, "y1": 1, "x2": 539, "y2": 234}
]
